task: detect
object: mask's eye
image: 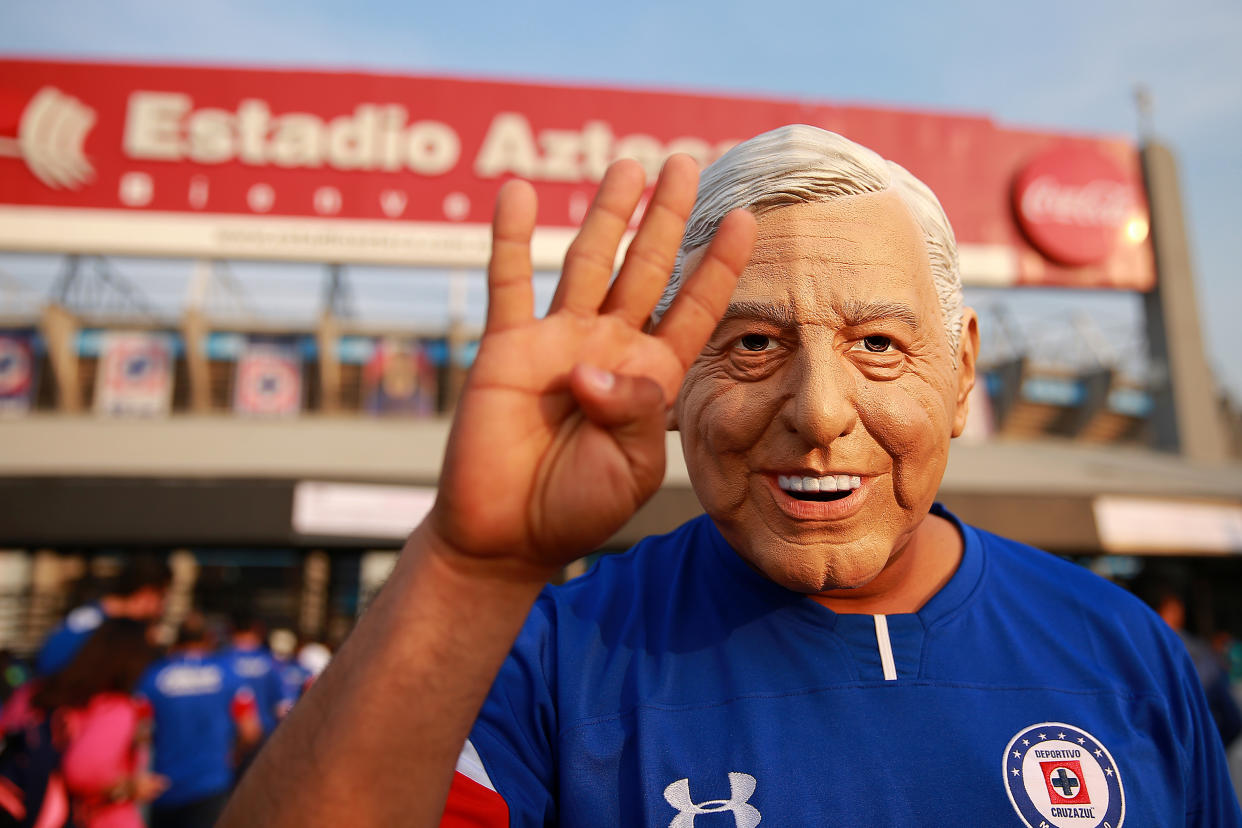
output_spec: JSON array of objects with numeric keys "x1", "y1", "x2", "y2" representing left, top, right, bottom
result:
[
  {"x1": 861, "y1": 335, "x2": 893, "y2": 353},
  {"x1": 736, "y1": 334, "x2": 777, "y2": 352}
]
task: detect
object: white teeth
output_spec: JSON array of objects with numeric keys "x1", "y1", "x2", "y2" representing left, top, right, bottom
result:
[{"x1": 777, "y1": 474, "x2": 863, "y2": 492}]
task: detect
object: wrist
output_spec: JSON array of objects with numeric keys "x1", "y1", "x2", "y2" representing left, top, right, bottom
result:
[{"x1": 406, "y1": 520, "x2": 561, "y2": 588}]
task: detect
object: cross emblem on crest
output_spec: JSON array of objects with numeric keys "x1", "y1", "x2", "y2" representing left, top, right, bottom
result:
[{"x1": 1049, "y1": 768, "x2": 1079, "y2": 798}]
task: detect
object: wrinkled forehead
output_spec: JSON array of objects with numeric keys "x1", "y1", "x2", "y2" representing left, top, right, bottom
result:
[{"x1": 727, "y1": 192, "x2": 940, "y2": 324}]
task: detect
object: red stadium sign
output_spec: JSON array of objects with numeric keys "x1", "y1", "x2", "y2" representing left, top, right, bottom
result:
[{"x1": 0, "y1": 58, "x2": 1154, "y2": 289}]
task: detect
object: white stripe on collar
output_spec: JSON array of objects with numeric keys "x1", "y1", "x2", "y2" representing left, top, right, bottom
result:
[{"x1": 873, "y1": 614, "x2": 898, "y2": 681}]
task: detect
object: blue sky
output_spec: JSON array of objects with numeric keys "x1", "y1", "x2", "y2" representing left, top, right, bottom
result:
[{"x1": 4, "y1": 0, "x2": 1241, "y2": 398}]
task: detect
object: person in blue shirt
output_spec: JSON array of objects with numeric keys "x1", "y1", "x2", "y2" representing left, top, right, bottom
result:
[
  {"x1": 223, "y1": 127, "x2": 1242, "y2": 827},
  {"x1": 220, "y1": 610, "x2": 291, "y2": 738},
  {"x1": 138, "y1": 616, "x2": 261, "y2": 828},
  {"x1": 35, "y1": 558, "x2": 170, "y2": 676}
]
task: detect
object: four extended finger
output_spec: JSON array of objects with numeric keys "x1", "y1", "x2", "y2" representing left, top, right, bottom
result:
[
  {"x1": 486, "y1": 179, "x2": 537, "y2": 334},
  {"x1": 654, "y1": 208, "x2": 757, "y2": 369},
  {"x1": 600, "y1": 154, "x2": 699, "y2": 327},
  {"x1": 549, "y1": 159, "x2": 646, "y2": 317}
]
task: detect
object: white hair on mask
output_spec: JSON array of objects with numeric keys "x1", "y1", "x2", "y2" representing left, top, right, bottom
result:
[{"x1": 653, "y1": 124, "x2": 963, "y2": 354}]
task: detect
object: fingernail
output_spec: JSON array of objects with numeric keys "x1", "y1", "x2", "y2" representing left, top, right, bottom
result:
[{"x1": 580, "y1": 364, "x2": 615, "y2": 392}]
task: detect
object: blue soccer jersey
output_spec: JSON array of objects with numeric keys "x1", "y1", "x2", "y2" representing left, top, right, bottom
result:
[
  {"x1": 138, "y1": 651, "x2": 251, "y2": 808},
  {"x1": 221, "y1": 644, "x2": 289, "y2": 735},
  {"x1": 446, "y1": 505, "x2": 1242, "y2": 827}
]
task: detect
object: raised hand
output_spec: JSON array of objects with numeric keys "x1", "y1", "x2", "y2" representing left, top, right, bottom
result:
[
  {"x1": 217, "y1": 155, "x2": 755, "y2": 828},
  {"x1": 428, "y1": 154, "x2": 756, "y2": 573}
]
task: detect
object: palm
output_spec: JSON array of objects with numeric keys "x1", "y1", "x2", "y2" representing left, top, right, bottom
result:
[
  {"x1": 442, "y1": 315, "x2": 681, "y2": 558},
  {"x1": 430, "y1": 156, "x2": 755, "y2": 569}
]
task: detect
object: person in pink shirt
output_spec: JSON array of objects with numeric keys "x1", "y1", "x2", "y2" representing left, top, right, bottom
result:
[{"x1": 29, "y1": 619, "x2": 167, "y2": 828}]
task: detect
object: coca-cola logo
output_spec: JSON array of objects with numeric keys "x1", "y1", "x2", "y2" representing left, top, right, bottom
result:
[
  {"x1": 1012, "y1": 145, "x2": 1143, "y2": 267},
  {"x1": 1020, "y1": 177, "x2": 1132, "y2": 228}
]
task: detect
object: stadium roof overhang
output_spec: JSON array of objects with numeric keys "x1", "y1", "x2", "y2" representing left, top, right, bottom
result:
[{"x1": 0, "y1": 417, "x2": 1237, "y2": 555}]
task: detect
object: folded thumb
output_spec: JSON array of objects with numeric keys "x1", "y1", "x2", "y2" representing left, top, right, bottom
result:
[{"x1": 570, "y1": 364, "x2": 667, "y2": 433}]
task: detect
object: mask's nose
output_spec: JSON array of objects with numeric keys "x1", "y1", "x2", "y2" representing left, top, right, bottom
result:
[{"x1": 781, "y1": 338, "x2": 859, "y2": 447}]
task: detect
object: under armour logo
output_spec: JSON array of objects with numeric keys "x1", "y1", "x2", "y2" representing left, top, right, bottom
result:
[{"x1": 663, "y1": 772, "x2": 760, "y2": 828}]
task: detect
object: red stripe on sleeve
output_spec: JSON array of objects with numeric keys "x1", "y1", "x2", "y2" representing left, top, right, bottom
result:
[
  {"x1": 440, "y1": 770, "x2": 510, "y2": 828},
  {"x1": 230, "y1": 687, "x2": 257, "y2": 721}
]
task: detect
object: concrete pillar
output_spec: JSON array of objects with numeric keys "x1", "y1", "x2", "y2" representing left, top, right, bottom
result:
[
  {"x1": 1141, "y1": 141, "x2": 1231, "y2": 462},
  {"x1": 39, "y1": 303, "x2": 81, "y2": 412},
  {"x1": 181, "y1": 310, "x2": 212, "y2": 413},
  {"x1": 316, "y1": 313, "x2": 341, "y2": 414}
]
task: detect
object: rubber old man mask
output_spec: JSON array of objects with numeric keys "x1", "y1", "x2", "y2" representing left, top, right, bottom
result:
[{"x1": 672, "y1": 186, "x2": 979, "y2": 614}]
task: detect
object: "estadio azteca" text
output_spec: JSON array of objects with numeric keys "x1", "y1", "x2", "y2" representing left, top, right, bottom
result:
[{"x1": 122, "y1": 92, "x2": 736, "y2": 182}]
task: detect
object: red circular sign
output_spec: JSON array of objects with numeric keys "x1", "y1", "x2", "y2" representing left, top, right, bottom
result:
[{"x1": 1012, "y1": 145, "x2": 1140, "y2": 267}]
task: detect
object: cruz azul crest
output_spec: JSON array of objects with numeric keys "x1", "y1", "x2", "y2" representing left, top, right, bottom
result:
[{"x1": 1003, "y1": 722, "x2": 1124, "y2": 828}]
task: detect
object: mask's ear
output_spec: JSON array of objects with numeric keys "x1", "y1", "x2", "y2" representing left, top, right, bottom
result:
[{"x1": 950, "y1": 308, "x2": 980, "y2": 438}]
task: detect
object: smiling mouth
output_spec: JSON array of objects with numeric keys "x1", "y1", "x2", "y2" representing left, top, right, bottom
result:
[
  {"x1": 775, "y1": 474, "x2": 862, "y2": 503},
  {"x1": 767, "y1": 473, "x2": 869, "y2": 521}
]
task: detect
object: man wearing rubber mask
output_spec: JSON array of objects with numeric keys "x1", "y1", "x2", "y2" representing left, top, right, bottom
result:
[{"x1": 224, "y1": 126, "x2": 1240, "y2": 827}]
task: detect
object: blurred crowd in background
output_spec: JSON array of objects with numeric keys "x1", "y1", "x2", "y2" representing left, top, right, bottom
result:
[{"x1": 0, "y1": 560, "x2": 331, "y2": 828}]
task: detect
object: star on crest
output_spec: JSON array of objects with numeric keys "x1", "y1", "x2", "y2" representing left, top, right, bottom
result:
[
  {"x1": 1094, "y1": 749, "x2": 1103, "y2": 757},
  {"x1": 1013, "y1": 750, "x2": 1021, "y2": 758},
  {"x1": 1057, "y1": 732, "x2": 1067, "y2": 739},
  {"x1": 1022, "y1": 739, "x2": 1030, "y2": 746},
  {"x1": 1038, "y1": 733, "x2": 1047, "y2": 740},
  {"x1": 1012, "y1": 768, "x2": 1021, "y2": 776},
  {"x1": 1077, "y1": 737, "x2": 1086, "y2": 745},
  {"x1": 1104, "y1": 767, "x2": 1114, "y2": 777}
]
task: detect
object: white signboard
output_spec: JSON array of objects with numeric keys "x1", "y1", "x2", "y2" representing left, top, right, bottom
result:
[
  {"x1": 292, "y1": 480, "x2": 436, "y2": 539},
  {"x1": 1093, "y1": 496, "x2": 1242, "y2": 554}
]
